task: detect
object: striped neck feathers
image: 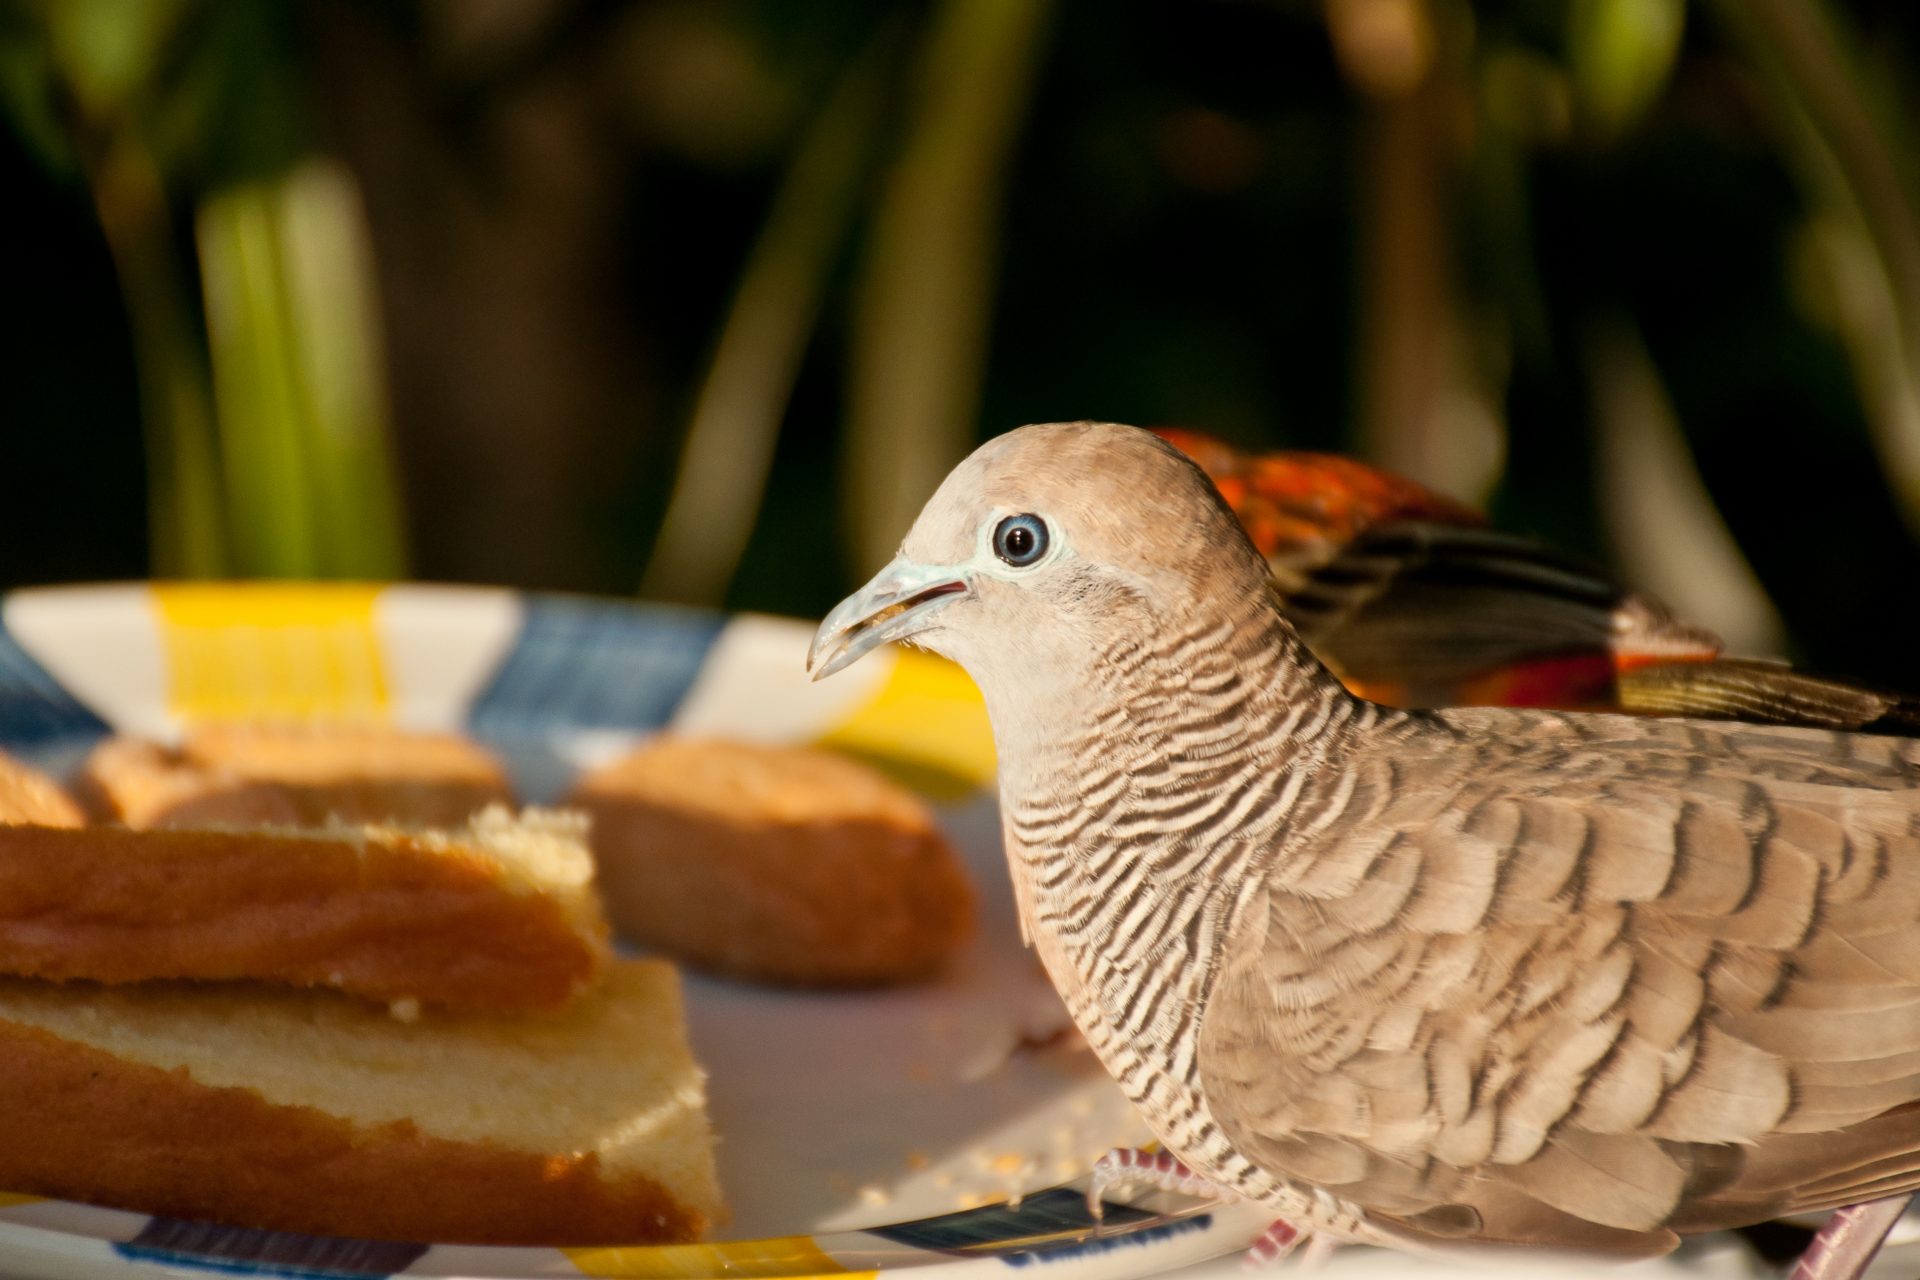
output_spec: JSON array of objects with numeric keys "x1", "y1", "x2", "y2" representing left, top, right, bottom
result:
[{"x1": 990, "y1": 591, "x2": 1363, "y2": 831}]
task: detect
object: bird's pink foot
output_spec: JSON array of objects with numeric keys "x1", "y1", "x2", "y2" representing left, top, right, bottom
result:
[
  {"x1": 1789, "y1": 1194, "x2": 1913, "y2": 1280},
  {"x1": 1241, "y1": 1219, "x2": 1302, "y2": 1268},
  {"x1": 1085, "y1": 1148, "x2": 1227, "y2": 1223}
]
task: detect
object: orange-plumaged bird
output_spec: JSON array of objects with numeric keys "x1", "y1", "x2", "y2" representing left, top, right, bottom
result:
[{"x1": 1156, "y1": 427, "x2": 1920, "y2": 734}]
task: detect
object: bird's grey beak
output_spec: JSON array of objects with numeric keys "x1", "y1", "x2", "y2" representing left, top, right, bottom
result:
[{"x1": 808, "y1": 559, "x2": 971, "y2": 681}]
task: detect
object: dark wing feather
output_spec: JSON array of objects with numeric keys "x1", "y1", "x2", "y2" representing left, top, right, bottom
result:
[
  {"x1": 1281, "y1": 521, "x2": 1718, "y2": 706},
  {"x1": 1288, "y1": 522, "x2": 1920, "y2": 737},
  {"x1": 1164, "y1": 430, "x2": 1920, "y2": 734}
]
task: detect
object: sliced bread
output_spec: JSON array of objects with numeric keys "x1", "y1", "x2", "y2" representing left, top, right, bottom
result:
[
  {"x1": 75, "y1": 727, "x2": 514, "y2": 829},
  {"x1": 567, "y1": 737, "x2": 975, "y2": 986},
  {"x1": 0, "y1": 806, "x2": 608, "y2": 1011},
  {"x1": 0, "y1": 750, "x2": 83, "y2": 827},
  {"x1": 0, "y1": 958, "x2": 720, "y2": 1244}
]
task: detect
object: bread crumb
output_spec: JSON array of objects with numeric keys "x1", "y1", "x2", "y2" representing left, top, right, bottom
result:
[{"x1": 387, "y1": 997, "x2": 422, "y2": 1023}]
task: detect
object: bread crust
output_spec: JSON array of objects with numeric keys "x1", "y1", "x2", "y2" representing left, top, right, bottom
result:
[
  {"x1": 0, "y1": 1019, "x2": 704, "y2": 1245},
  {"x1": 75, "y1": 730, "x2": 513, "y2": 830},
  {"x1": 568, "y1": 738, "x2": 975, "y2": 986},
  {"x1": 0, "y1": 751, "x2": 83, "y2": 827},
  {"x1": 0, "y1": 823, "x2": 604, "y2": 1010}
]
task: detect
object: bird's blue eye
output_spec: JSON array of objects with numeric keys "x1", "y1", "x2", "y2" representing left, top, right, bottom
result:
[{"x1": 992, "y1": 513, "x2": 1049, "y2": 567}]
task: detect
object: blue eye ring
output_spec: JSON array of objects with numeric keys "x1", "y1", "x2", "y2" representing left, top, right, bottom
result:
[{"x1": 992, "y1": 513, "x2": 1050, "y2": 567}]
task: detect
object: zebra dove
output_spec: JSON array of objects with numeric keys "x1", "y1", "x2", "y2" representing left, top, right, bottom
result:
[{"x1": 809, "y1": 421, "x2": 1920, "y2": 1276}]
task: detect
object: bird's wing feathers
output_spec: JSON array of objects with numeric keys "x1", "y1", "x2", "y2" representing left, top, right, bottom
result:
[
  {"x1": 1280, "y1": 522, "x2": 1719, "y2": 703},
  {"x1": 1285, "y1": 522, "x2": 1920, "y2": 734},
  {"x1": 1617, "y1": 659, "x2": 1920, "y2": 737},
  {"x1": 1196, "y1": 711, "x2": 1920, "y2": 1252}
]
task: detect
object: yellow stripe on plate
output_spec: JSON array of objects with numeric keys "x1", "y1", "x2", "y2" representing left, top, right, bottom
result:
[
  {"x1": 151, "y1": 584, "x2": 391, "y2": 725},
  {"x1": 0, "y1": 1193, "x2": 42, "y2": 1209},
  {"x1": 814, "y1": 649, "x2": 995, "y2": 802},
  {"x1": 565, "y1": 1235, "x2": 874, "y2": 1279}
]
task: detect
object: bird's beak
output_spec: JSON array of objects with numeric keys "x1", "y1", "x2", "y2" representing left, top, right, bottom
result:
[{"x1": 808, "y1": 559, "x2": 971, "y2": 681}]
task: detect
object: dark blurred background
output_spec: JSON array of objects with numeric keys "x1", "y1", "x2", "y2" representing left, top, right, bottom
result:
[{"x1": 3, "y1": 0, "x2": 1918, "y2": 684}]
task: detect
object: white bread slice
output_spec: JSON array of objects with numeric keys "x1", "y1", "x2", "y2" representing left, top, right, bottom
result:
[
  {"x1": 0, "y1": 959, "x2": 720, "y2": 1244},
  {"x1": 74, "y1": 728, "x2": 514, "y2": 829},
  {"x1": 0, "y1": 806, "x2": 609, "y2": 1011}
]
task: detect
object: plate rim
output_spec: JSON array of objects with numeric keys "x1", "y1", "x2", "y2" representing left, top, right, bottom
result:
[{"x1": 0, "y1": 581, "x2": 1253, "y2": 1280}]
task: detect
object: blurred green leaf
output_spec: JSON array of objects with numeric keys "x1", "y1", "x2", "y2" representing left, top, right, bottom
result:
[
  {"x1": 178, "y1": 1, "x2": 308, "y2": 185},
  {"x1": 197, "y1": 161, "x2": 408, "y2": 579},
  {"x1": 0, "y1": 0, "x2": 359, "y2": 580},
  {"x1": 88, "y1": 139, "x2": 230, "y2": 578},
  {"x1": 198, "y1": 177, "x2": 318, "y2": 575},
  {"x1": 1708, "y1": 0, "x2": 1920, "y2": 537},
  {"x1": 843, "y1": 0, "x2": 1054, "y2": 569},
  {"x1": 139, "y1": 291, "x2": 229, "y2": 579},
  {"x1": 642, "y1": 29, "x2": 895, "y2": 606},
  {"x1": 27, "y1": 0, "x2": 311, "y2": 191},
  {"x1": 1588, "y1": 317, "x2": 1785, "y2": 653},
  {"x1": 1790, "y1": 214, "x2": 1920, "y2": 546},
  {"x1": 36, "y1": 0, "x2": 192, "y2": 120},
  {"x1": 276, "y1": 161, "x2": 407, "y2": 579},
  {"x1": 1567, "y1": 0, "x2": 1684, "y2": 139},
  {"x1": 0, "y1": 6, "x2": 72, "y2": 174},
  {"x1": 1479, "y1": 44, "x2": 1572, "y2": 145}
]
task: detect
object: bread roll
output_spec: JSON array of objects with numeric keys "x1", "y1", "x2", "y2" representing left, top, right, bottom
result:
[{"x1": 568, "y1": 737, "x2": 974, "y2": 986}]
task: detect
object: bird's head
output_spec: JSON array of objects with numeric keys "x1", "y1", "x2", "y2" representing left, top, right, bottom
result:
[{"x1": 808, "y1": 422, "x2": 1272, "y2": 689}]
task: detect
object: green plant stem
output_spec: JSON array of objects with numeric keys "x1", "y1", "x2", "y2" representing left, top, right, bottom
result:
[
  {"x1": 88, "y1": 137, "x2": 228, "y2": 577},
  {"x1": 193, "y1": 162, "x2": 408, "y2": 580},
  {"x1": 640, "y1": 34, "x2": 893, "y2": 606},
  {"x1": 843, "y1": 0, "x2": 1054, "y2": 571},
  {"x1": 275, "y1": 161, "x2": 408, "y2": 579},
  {"x1": 1717, "y1": 0, "x2": 1920, "y2": 354},
  {"x1": 1709, "y1": 0, "x2": 1920, "y2": 533},
  {"x1": 198, "y1": 178, "x2": 319, "y2": 576}
]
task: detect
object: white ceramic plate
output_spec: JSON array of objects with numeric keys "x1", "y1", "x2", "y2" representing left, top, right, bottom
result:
[{"x1": 0, "y1": 583, "x2": 1263, "y2": 1280}]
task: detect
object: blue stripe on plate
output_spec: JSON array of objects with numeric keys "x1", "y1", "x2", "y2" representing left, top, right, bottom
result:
[
  {"x1": 0, "y1": 621, "x2": 109, "y2": 751},
  {"x1": 467, "y1": 597, "x2": 725, "y2": 739},
  {"x1": 112, "y1": 1218, "x2": 426, "y2": 1277},
  {"x1": 866, "y1": 1188, "x2": 1157, "y2": 1255},
  {"x1": 1000, "y1": 1215, "x2": 1215, "y2": 1267}
]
